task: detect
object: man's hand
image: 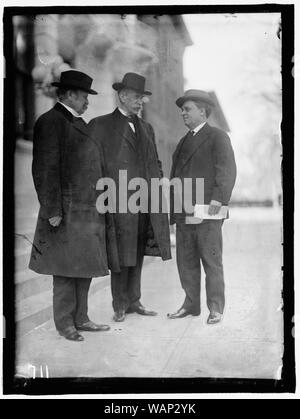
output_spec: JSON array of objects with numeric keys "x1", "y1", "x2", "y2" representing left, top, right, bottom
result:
[
  {"x1": 48, "y1": 215, "x2": 62, "y2": 227},
  {"x1": 208, "y1": 200, "x2": 222, "y2": 216}
]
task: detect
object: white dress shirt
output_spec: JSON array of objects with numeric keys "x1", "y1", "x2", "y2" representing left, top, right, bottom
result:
[{"x1": 191, "y1": 121, "x2": 207, "y2": 135}]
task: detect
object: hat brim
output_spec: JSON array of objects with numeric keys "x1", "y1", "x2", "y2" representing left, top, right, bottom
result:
[
  {"x1": 112, "y1": 82, "x2": 152, "y2": 96},
  {"x1": 51, "y1": 82, "x2": 98, "y2": 95},
  {"x1": 176, "y1": 95, "x2": 215, "y2": 108}
]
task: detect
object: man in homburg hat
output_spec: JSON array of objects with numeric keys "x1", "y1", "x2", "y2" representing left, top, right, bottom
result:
[
  {"x1": 168, "y1": 90, "x2": 236, "y2": 323},
  {"x1": 29, "y1": 70, "x2": 112, "y2": 341},
  {"x1": 89, "y1": 72, "x2": 171, "y2": 322}
]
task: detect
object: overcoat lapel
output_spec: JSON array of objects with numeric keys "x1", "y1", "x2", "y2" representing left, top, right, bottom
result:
[
  {"x1": 72, "y1": 118, "x2": 90, "y2": 138},
  {"x1": 54, "y1": 102, "x2": 99, "y2": 148},
  {"x1": 171, "y1": 133, "x2": 189, "y2": 178},
  {"x1": 112, "y1": 109, "x2": 137, "y2": 152},
  {"x1": 137, "y1": 119, "x2": 151, "y2": 154},
  {"x1": 173, "y1": 123, "x2": 211, "y2": 174}
]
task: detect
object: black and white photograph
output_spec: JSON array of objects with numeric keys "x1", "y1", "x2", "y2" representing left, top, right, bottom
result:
[{"x1": 1, "y1": 0, "x2": 297, "y2": 397}]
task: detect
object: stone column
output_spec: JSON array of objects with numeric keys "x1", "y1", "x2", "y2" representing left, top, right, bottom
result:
[{"x1": 33, "y1": 14, "x2": 59, "y2": 119}]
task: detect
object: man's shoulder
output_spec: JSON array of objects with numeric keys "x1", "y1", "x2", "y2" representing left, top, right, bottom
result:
[
  {"x1": 88, "y1": 113, "x2": 115, "y2": 145},
  {"x1": 89, "y1": 112, "x2": 114, "y2": 126},
  {"x1": 139, "y1": 116, "x2": 152, "y2": 128},
  {"x1": 35, "y1": 106, "x2": 62, "y2": 126},
  {"x1": 206, "y1": 124, "x2": 229, "y2": 140},
  {"x1": 138, "y1": 117, "x2": 154, "y2": 136}
]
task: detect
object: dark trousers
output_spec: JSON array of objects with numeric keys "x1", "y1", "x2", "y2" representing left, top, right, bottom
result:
[
  {"x1": 111, "y1": 213, "x2": 148, "y2": 312},
  {"x1": 111, "y1": 254, "x2": 144, "y2": 312},
  {"x1": 53, "y1": 276, "x2": 92, "y2": 333},
  {"x1": 176, "y1": 220, "x2": 225, "y2": 315}
]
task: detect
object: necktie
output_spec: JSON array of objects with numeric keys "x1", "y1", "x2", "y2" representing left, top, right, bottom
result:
[
  {"x1": 126, "y1": 115, "x2": 135, "y2": 123},
  {"x1": 125, "y1": 114, "x2": 138, "y2": 136},
  {"x1": 184, "y1": 130, "x2": 194, "y2": 141}
]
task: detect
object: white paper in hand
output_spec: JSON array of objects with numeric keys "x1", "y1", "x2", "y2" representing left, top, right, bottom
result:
[{"x1": 194, "y1": 204, "x2": 228, "y2": 220}]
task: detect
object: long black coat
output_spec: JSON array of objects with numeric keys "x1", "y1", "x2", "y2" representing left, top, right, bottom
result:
[
  {"x1": 170, "y1": 123, "x2": 237, "y2": 224},
  {"x1": 89, "y1": 109, "x2": 171, "y2": 268},
  {"x1": 29, "y1": 103, "x2": 114, "y2": 278}
]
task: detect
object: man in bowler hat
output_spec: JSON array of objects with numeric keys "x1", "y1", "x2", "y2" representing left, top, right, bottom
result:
[
  {"x1": 89, "y1": 72, "x2": 171, "y2": 322},
  {"x1": 168, "y1": 90, "x2": 236, "y2": 324},
  {"x1": 29, "y1": 70, "x2": 111, "y2": 341}
]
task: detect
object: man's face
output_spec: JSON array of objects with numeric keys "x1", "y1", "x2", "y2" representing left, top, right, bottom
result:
[
  {"x1": 120, "y1": 89, "x2": 145, "y2": 115},
  {"x1": 69, "y1": 90, "x2": 89, "y2": 115},
  {"x1": 181, "y1": 100, "x2": 205, "y2": 129}
]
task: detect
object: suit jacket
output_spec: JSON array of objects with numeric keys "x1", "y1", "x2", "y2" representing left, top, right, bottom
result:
[
  {"x1": 89, "y1": 108, "x2": 171, "y2": 268},
  {"x1": 170, "y1": 123, "x2": 237, "y2": 225},
  {"x1": 29, "y1": 103, "x2": 117, "y2": 277}
]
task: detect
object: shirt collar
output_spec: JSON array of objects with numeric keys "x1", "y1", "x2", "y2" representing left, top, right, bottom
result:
[
  {"x1": 118, "y1": 107, "x2": 131, "y2": 117},
  {"x1": 191, "y1": 121, "x2": 207, "y2": 135},
  {"x1": 58, "y1": 101, "x2": 81, "y2": 118}
]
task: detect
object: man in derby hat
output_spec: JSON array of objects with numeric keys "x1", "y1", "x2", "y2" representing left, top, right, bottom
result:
[
  {"x1": 29, "y1": 70, "x2": 112, "y2": 341},
  {"x1": 89, "y1": 72, "x2": 171, "y2": 322},
  {"x1": 168, "y1": 89, "x2": 236, "y2": 323}
]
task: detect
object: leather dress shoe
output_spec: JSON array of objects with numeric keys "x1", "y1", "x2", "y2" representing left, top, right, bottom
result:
[
  {"x1": 59, "y1": 329, "x2": 84, "y2": 342},
  {"x1": 127, "y1": 305, "x2": 157, "y2": 316},
  {"x1": 167, "y1": 308, "x2": 200, "y2": 319},
  {"x1": 207, "y1": 312, "x2": 222, "y2": 324},
  {"x1": 113, "y1": 310, "x2": 126, "y2": 322},
  {"x1": 76, "y1": 320, "x2": 110, "y2": 332}
]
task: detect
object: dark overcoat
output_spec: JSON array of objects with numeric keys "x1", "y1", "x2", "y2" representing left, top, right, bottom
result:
[
  {"x1": 29, "y1": 103, "x2": 117, "y2": 278},
  {"x1": 170, "y1": 122, "x2": 237, "y2": 224},
  {"x1": 88, "y1": 108, "x2": 172, "y2": 268}
]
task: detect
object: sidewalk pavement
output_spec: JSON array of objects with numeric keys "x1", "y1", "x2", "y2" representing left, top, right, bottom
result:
[{"x1": 15, "y1": 207, "x2": 283, "y2": 379}]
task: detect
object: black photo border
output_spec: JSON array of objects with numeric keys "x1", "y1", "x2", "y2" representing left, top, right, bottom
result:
[{"x1": 2, "y1": 3, "x2": 295, "y2": 395}]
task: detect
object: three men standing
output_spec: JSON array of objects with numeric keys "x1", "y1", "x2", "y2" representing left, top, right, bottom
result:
[
  {"x1": 29, "y1": 69, "x2": 235, "y2": 340},
  {"x1": 89, "y1": 73, "x2": 171, "y2": 322},
  {"x1": 168, "y1": 90, "x2": 237, "y2": 324}
]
